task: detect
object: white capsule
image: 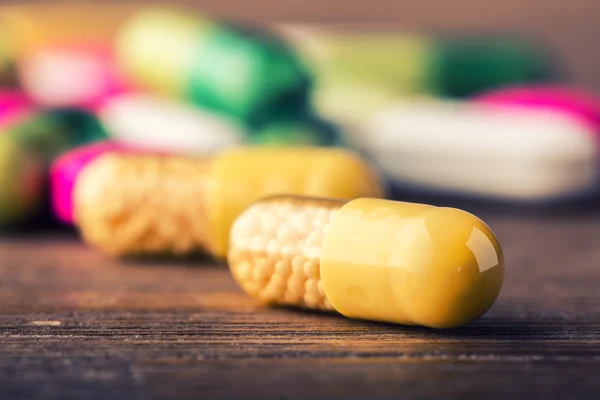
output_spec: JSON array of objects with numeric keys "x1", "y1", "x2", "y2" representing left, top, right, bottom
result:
[
  {"x1": 363, "y1": 100, "x2": 600, "y2": 201},
  {"x1": 100, "y1": 93, "x2": 245, "y2": 155}
]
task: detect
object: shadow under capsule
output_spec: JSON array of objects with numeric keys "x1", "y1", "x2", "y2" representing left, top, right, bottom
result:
[{"x1": 269, "y1": 304, "x2": 578, "y2": 342}]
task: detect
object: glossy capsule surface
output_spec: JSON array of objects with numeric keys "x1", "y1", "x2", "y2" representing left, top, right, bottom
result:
[
  {"x1": 75, "y1": 148, "x2": 383, "y2": 258},
  {"x1": 229, "y1": 196, "x2": 504, "y2": 328}
]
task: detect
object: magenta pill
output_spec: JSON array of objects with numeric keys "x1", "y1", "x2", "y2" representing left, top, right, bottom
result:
[
  {"x1": 475, "y1": 85, "x2": 600, "y2": 133},
  {"x1": 50, "y1": 141, "x2": 131, "y2": 224}
]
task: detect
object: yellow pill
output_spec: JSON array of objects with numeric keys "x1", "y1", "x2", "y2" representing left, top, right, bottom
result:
[
  {"x1": 228, "y1": 196, "x2": 504, "y2": 328},
  {"x1": 74, "y1": 147, "x2": 382, "y2": 258}
]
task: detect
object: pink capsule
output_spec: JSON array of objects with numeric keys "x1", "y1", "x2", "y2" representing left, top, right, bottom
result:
[{"x1": 475, "y1": 85, "x2": 600, "y2": 134}]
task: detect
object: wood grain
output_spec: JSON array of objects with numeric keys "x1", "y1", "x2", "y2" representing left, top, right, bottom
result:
[{"x1": 1, "y1": 208, "x2": 600, "y2": 399}]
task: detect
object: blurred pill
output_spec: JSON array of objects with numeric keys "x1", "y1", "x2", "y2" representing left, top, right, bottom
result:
[
  {"x1": 282, "y1": 27, "x2": 430, "y2": 94},
  {"x1": 114, "y1": 8, "x2": 208, "y2": 97},
  {"x1": 74, "y1": 147, "x2": 383, "y2": 258},
  {"x1": 282, "y1": 26, "x2": 553, "y2": 124},
  {"x1": 116, "y1": 8, "x2": 311, "y2": 125},
  {"x1": 430, "y1": 37, "x2": 552, "y2": 98},
  {"x1": 281, "y1": 27, "x2": 427, "y2": 125},
  {"x1": 312, "y1": 82, "x2": 403, "y2": 132},
  {"x1": 99, "y1": 93, "x2": 245, "y2": 155},
  {"x1": 363, "y1": 100, "x2": 599, "y2": 202},
  {"x1": 0, "y1": 109, "x2": 108, "y2": 226},
  {"x1": 50, "y1": 141, "x2": 132, "y2": 225},
  {"x1": 475, "y1": 85, "x2": 600, "y2": 132},
  {"x1": 19, "y1": 43, "x2": 129, "y2": 109},
  {"x1": 288, "y1": 27, "x2": 553, "y2": 98}
]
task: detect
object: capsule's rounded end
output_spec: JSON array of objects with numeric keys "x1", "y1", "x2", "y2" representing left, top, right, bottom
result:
[
  {"x1": 321, "y1": 198, "x2": 504, "y2": 329},
  {"x1": 396, "y1": 207, "x2": 504, "y2": 328}
]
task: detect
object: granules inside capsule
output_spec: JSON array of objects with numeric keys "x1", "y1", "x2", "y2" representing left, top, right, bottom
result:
[
  {"x1": 74, "y1": 153, "x2": 212, "y2": 256},
  {"x1": 229, "y1": 196, "x2": 346, "y2": 311}
]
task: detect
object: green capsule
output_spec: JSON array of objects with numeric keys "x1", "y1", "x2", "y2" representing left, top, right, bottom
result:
[
  {"x1": 286, "y1": 27, "x2": 554, "y2": 108},
  {"x1": 116, "y1": 9, "x2": 311, "y2": 126},
  {"x1": 187, "y1": 23, "x2": 311, "y2": 125},
  {"x1": 430, "y1": 37, "x2": 553, "y2": 98}
]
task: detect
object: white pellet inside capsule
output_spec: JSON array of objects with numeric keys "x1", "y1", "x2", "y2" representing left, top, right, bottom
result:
[{"x1": 229, "y1": 197, "x2": 344, "y2": 310}]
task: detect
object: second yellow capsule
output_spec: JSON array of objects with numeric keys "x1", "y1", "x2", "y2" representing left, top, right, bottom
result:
[{"x1": 74, "y1": 147, "x2": 383, "y2": 258}]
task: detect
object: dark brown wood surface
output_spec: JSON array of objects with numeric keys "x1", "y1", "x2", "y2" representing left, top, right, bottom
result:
[{"x1": 1, "y1": 207, "x2": 600, "y2": 399}]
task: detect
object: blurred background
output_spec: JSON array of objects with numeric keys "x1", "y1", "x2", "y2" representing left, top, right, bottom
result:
[
  {"x1": 8, "y1": 0, "x2": 591, "y2": 89},
  {"x1": 1, "y1": 0, "x2": 600, "y2": 246},
  {"x1": 145, "y1": 0, "x2": 600, "y2": 91}
]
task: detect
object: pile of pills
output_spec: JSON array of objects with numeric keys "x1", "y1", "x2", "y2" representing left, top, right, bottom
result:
[{"x1": 6, "y1": 2, "x2": 600, "y2": 328}]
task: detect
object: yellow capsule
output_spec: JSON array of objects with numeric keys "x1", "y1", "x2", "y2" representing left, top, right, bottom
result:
[
  {"x1": 228, "y1": 196, "x2": 504, "y2": 328},
  {"x1": 74, "y1": 147, "x2": 382, "y2": 258}
]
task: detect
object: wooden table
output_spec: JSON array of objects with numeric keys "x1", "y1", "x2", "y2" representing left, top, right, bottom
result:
[{"x1": 1, "y1": 206, "x2": 600, "y2": 399}]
